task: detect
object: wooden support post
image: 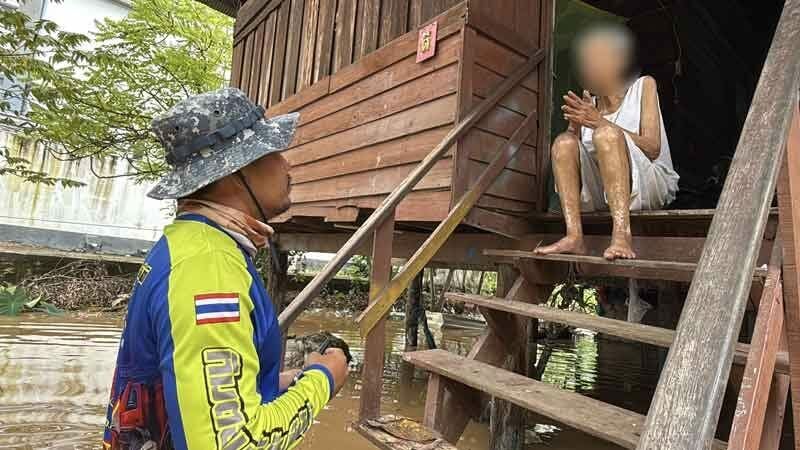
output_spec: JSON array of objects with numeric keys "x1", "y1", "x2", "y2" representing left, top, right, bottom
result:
[
  {"x1": 405, "y1": 272, "x2": 424, "y2": 348},
  {"x1": 727, "y1": 240, "x2": 783, "y2": 449},
  {"x1": 778, "y1": 102, "x2": 800, "y2": 447},
  {"x1": 489, "y1": 264, "x2": 525, "y2": 450},
  {"x1": 260, "y1": 244, "x2": 289, "y2": 367},
  {"x1": 438, "y1": 269, "x2": 455, "y2": 309},
  {"x1": 359, "y1": 211, "x2": 395, "y2": 421}
]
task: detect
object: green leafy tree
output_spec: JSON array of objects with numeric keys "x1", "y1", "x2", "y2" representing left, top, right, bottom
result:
[{"x1": 0, "y1": 0, "x2": 233, "y2": 183}]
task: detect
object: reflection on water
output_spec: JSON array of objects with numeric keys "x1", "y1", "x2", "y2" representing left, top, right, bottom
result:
[{"x1": 0, "y1": 309, "x2": 655, "y2": 449}]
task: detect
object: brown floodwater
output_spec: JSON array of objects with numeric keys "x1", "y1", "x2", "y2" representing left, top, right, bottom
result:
[{"x1": 0, "y1": 309, "x2": 657, "y2": 449}]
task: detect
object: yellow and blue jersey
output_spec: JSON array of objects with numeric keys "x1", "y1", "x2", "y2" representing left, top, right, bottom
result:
[{"x1": 104, "y1": 214, "x2": 334, "y2": 450}]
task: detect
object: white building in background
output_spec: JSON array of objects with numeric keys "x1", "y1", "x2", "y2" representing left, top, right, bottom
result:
[{"x1": 0, "y1": 0, "x2": 171, "y2": 242}]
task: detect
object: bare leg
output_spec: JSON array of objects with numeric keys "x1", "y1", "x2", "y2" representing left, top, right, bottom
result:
[
  {"x1": 592, "y1": 124, "x2": 636, "y2": 260},
  {"x1": 535, "y1": 132, "x2": 586, "y2": 255}
]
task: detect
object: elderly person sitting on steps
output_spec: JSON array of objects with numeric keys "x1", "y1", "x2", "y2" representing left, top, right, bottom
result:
[{"x1": 535, "y1": 24, "x2": 679, "y2": 260}]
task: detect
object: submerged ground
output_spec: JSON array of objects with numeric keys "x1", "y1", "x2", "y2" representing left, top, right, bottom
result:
[{"x1": 0, "y1": 308, "x2": 655, "y2": 449}]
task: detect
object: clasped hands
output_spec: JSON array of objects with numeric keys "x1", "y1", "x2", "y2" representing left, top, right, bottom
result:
[{"x1": 562, "y1": 90, "x2": 610, "y2": 130}]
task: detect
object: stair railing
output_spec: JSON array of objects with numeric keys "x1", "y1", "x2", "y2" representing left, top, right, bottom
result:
[
  {"x1": 637, "y1": 1, "x2": 800, "y2": 449},
  {"x1": 277, "y1": 48, "x2": 546, "y2": 332}
]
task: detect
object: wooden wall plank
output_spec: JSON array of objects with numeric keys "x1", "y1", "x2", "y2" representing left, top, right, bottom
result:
[
  {"x1": 291, "y1": 126, "x2": 452, "y2": 184},
  {"x1": 230, "y1": 40, "x2": 245, "y2": 87},
  {"x1": 473, "y1": 33, "x2": 538, "y2": 91},
  {"x1": 379, "y1": 0, "x2": 409, "y2": 47},
  {"x1": 473, "y1": 65, "x2": 539, "y2": 114},
  {"x1": 466, "y1": 160, "x2": 536, "y2": 203},
  {"x1": 276, "y1": 190, "x2": 452, "y2": 223},
  {"x1": 269, "y1": 3, "x2": 291, "y2": 106},
  {"x1": 354, "y1": 0, "x2": 381, "y2": 60},
  {"x1": 314, "y1": 0, "x2": 337, "y2": 82},
  {"x1": 290, "y1": 158, "x2": 453, "y2": 203},
  {"x1": 333, "y1": 0, "x2": 357, "y2": 72},
  {"x1": 474, "y1": 97, "x2": 539, "y2": 146},
  {"x1": 466, "y1": 129, "x2": 536, "y2": 175},
  {"x1": 240, "y1": 33, "x2": 256, "y2": 98},
  {"x1": 421, "y1": 0, "x2": 443, "y2": 22},
  {"x1": 282, "y1": 0, "x2": 306, "y2": 99},
  {"x1": 297, "y1": 0, "x2": 320, "y2": 90},
  {"x1": 304, "y1": 35, "x2": 459, "y2": 125},
  {"x1": 267, "y1": 77, "x2": 330, "y2": 117},
  {"x1": 331, "y1": 17, "x2": 463, "y2": 92},
  {"x1": 234, "y1": 0, "x2": 283, "y2": 42},
  {"x1": 258, "y1": 14, "x2": 278, "y2": 106},
  {"x1": 293, "y1": 62, "x2": 459, "y2": 145},
  {"x1": 285, "y1": 93, "x2": 457, "y2": 166},
  {"x1": 408, "y1": 0, "x2": 423, "y2": 30}
]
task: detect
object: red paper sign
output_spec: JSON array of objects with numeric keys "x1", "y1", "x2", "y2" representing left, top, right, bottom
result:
[{"x1": 416, "y1": 22, "x2": 438, "y2": 63}]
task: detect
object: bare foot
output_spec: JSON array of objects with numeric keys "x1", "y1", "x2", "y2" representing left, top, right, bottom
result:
[
  {"x1": 603, "y1": 232, "x2": 636, "y2": 260},
  {"x1": 534, "y1": 235, "x2": 587, "y2": 255}
]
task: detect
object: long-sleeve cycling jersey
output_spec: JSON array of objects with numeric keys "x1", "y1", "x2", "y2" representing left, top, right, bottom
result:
[{"x1": 104, "y1": 214, "x2": 334, "y2": 450}]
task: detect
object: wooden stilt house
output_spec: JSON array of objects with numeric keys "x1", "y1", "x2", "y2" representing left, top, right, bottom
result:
[{"x1": 210, "y1": 0, "x2": 800, "y2": 448}]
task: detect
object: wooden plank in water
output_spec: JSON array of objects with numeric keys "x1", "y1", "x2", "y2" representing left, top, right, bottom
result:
[
  {"x1": 357, "y1": 415, "x2": 458, "y2": 450},
  {"x1": 403, "y1": 350, "x2": 643, "y2": 449}
]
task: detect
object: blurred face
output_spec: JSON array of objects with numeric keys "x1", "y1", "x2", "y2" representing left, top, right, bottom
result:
[
  {"x1": 240, "y1": 152, "x2": 292, "y2": 219},
  {"x1": 577, "y1": 34, "x2": 629, "y2": 95}
]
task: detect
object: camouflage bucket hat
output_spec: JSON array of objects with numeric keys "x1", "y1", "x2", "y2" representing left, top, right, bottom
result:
[{"x1": 147, "y1": 87, "x2": 298, "y2": 200}]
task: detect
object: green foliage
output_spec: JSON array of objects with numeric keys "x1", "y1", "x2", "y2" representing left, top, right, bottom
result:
[
  {"x1": 0, "y1": 0, "x2": 233, "y2": 182},
  {"x1": 0, "y1": 285, "x2": 63, "y2": 316},
  {"x1": 341, "y1": 255, "x2": 371, "y2": 280}
]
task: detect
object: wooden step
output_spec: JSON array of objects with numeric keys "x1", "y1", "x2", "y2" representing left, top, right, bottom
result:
[
  {"x1": 357, "y1": 415, "x2": 458, "y2": 450},
  {"x1": 445, "y1": 292, "x2": 790, "y2": 375},
  {"x1": 404, "y1": 349, "x2": 726, "y2": 450},
  {"x1": 484, "y1": 249, "x2": 768, "y2": 282}
]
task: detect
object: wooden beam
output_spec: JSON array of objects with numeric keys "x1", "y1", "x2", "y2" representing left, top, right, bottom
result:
[
  {"x1": 445, "y1": 291, "x2": 790, "y2": 375},
  {"x1": 278, "y1": 49, "x2": 544, "y2": 331},
  {"x1": 727, "y1": 240, "x2": 784, "y2": 450},
  {"x1": 356, "y1": 54, "x2": 544, "y2": 337},
  {"x1": 536, "y1": 0, "x2": 554, "y2": 210},
  {"x1": 359, "y1": 211, "x2": 395, "y2": 420},
  {"x1": 637, "y1": 1, "x2": 800, "y2": 448},
  {"x1": 778, "y1": 101, "x2": 800, "y2": 446}
]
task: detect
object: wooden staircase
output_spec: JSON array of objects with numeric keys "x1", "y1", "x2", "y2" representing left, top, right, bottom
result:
[{"x1": 275, "y1": 0, "x2": 800, "y2": 448}]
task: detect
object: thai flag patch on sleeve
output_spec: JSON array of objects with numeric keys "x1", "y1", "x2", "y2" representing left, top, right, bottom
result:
[{"x1": 195, "y1": 293, "x2": 240, "y2": 325}]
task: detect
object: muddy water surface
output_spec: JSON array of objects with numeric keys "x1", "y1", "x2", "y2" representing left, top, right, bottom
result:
[{"x1": 0, "y1": 309, "x2": 654, "y2": 449}]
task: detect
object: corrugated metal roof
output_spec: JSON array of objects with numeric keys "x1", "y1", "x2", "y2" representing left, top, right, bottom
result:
[{"x1": 195, "y1": 0, "x2": 241, "y2": 17}]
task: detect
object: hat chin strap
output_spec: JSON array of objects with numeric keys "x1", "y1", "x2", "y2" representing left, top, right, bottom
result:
[{"x1": 236, "y1": 171, "x2": 269, "y2": 223}]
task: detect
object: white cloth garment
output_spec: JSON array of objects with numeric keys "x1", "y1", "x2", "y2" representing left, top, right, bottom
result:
[{"x1": 578, "y1": 76, "x2": 680, "y2": 211}]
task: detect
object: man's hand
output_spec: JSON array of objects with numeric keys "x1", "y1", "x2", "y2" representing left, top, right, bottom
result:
[
  {"x1": 279, "y1": 369, "x2": 302, "y2": 391},
  {"x1": 562, "y1": 90, "x2": 607, "y2": 129},
  {"x1": 305, "y1": 348, "x2": 348, "y2": 395}
]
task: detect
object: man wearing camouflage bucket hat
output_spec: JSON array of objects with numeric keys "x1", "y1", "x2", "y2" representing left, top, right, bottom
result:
[{"x1": 103, "y1": 88, "x2": 347, "y2": 450}]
